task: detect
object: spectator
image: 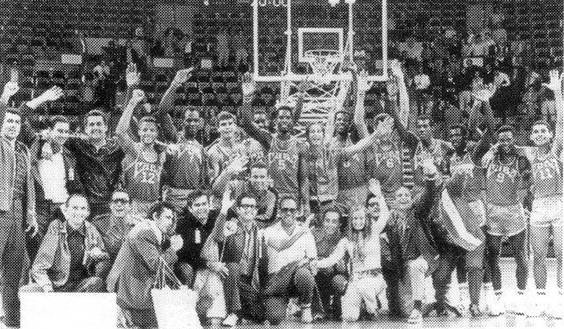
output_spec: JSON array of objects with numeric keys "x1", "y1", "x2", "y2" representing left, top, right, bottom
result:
[
  {"x1": 232, "y1": 28, "x2": 248, "y2": 70},
  {"x1": 217, "y1": 28, "x2": 230, "y2": 68},
  {"x1": 20, "y1": 194, "x2": 109, "y2": 293}
]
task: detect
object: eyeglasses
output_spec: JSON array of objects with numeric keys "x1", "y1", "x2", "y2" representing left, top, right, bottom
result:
[
  {"x1": 367, "y1": 202, "x2": 379, "y2": 207},
  {"x1": 254, "y1": 119, "x2": 266, "y2": 124},
  {"x1": 239, "y1": 204, "x2": 257, "y2": 209},
  {"x1": 112, "y1": 198, "x2": 130, "y2": 204},
  {"x1": 279, "y1": 207, "x2": 297, "y2": 213}
]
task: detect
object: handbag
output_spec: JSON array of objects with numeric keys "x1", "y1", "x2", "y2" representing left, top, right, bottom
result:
[{"x1": 151, "y1": 258, "x2": 202, "y2": 329}]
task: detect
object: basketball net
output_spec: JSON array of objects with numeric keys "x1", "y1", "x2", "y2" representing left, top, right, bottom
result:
[{"x1": 276, "y1": 35, "x2": 354, "y2": 137}]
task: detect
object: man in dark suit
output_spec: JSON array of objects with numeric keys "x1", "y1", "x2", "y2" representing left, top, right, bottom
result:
[{"x1": 106, "y1": 202, "x2": 183, "y2": 328}]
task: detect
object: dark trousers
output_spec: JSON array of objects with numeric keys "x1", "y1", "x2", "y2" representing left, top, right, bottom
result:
[
  {"x1": 264, "y1": 267, "x2": 315, "y2": 325},
  {"x1": 486, "y1": 230, "x2": 528, "y2": 291},
  {"x1": 315, "y1": 269, "x2": 346, "y2": 318},
  {"x1": 432, "y1": 248, "x2": 464, "y2": 307},
  {"x1": 27, "y1": 200, "x2": 62, "y2": 262},
  {"x1": 0, "y1": 199, "x2": 27, "y2": 327},
  {"x1": 223, "y1": 263, "x2": 265, "y2": 323}
]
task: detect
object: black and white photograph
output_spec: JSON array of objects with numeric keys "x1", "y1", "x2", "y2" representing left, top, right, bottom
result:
[{"x1": 0, "y1": 0, "x2": 562, "y2": 328}]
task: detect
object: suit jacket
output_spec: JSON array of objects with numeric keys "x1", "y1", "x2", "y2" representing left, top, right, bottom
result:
[
  {"x1": 31, "y1": 218, "x2": 108, "y2": 289},
  {"x1": 381, "y1": 179, "x2": 441, "y2": 278},
  {"x1": 106, "y1": 220, "x2": 178, "y2": 310}
]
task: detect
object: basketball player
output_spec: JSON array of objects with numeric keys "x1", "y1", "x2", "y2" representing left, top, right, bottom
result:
[
  {"x1": 115, "y1": 89, "x2": 166, "y2": 218},
  {"x1": 445, "y1": 88, "x2": 496, "y2": 316},
  {"x1": 155, "y1": 69, "x2": 210, "y2": 212},
  {"x1": 353, "y1": 61, "x2": 419, "y2": 204},
  {"x1": 511, "y1": 70, "x2": 562, "y2": 318},
  {"x1": 481, "y1": 125, "x2": 532, "y2": 316},
  {"x1": 240, "y1": 73, "x2": 310, "y2": 216}
]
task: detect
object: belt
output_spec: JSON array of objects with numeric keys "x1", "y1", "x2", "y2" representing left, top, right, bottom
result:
[{"x1": 352, "y1": 268, "x2": 381, "y2": 280}]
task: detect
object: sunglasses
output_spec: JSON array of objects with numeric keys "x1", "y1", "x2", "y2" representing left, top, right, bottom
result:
[
  {"x1": 367, "y1": 202, "x2": 379, "y2": 207},
  {"x1": 112, "y1": 198, "x2": 130, "y2": 204},
  {"x1": 280, "y1": 208, "x2": 297, "y2": 213}
]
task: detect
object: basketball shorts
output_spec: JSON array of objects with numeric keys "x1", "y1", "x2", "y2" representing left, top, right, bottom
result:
[
  {"x1": 485, "y1": 203, "x2": 526, "y2": 237},
  {"x1": 530, "y1": 195, "x2": 563, "y2": 228},
  {"x1": 467, "y1": 199, "x2": 487, "y2": 228}
]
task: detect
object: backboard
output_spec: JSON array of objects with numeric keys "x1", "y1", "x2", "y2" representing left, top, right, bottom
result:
[{"x1": 252, "y1": 0, "x2": 388, "y2": 83}]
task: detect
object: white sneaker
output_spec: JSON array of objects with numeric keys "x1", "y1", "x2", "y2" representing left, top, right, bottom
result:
[
  {"x1": 506, "y1": 293, "x2": 526, "y2": 315},
  {"x1": 408, "y1": 309, "x2": 423, "y2": 324},
  {"x1": 222, "y1": 313, "x2": 239, "y2": 327},
  {"x1": 488, "y1": 295, "x2": 505, "y2": 316},
  {"x1": 301, "y1": 307, "x2": 313, "y2": 323},
  {"x1": 546, "y1": 297, "x2": 563, "y2": 319},
  {"x1": 459, "y1": 284, "x2": 470, "y2": 313}
]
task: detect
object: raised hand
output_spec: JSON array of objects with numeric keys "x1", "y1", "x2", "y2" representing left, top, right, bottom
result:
[
  {"x1": 472, "y1": 84, "x2": 496, "y2": 103},
  {"x1": 220, "y1": 185, "x2": 236, "y2": 215},
  {"x1": 126, "y1": 63, "x2": 140, "y2": 87},
  {"x1": 172, "y1": 67, "x2": 194, "y2": 86},
  {"x1": 358, "y1": 69, "x2": 374, "y2": 92},
  {"x1": 389, "y1": 59, "x2": 404, "y2": 78},
  {"x1": 170, "y1": 235, "x2": 184, "y2": 252},
  {"x1": 223, "y1": 220, "x2": 238, "y2": 237},
  {"x1": 1, "y1": 81, "x2": 19, "y2": 103},
  {"x1": 542, "y1": 69, "x2": 563, "y2": 92},
  {"x1": 129, "y1": 89, "x2": 146, "y2": 105},
  {"x1": 226, "y1": 155, "x2": 249, "y2": 175},
  {"x1": 40, "y1": 86, "x2": 64, "y2": 102},
  {"x1": 241, "y1": 72, "x2": 256, "y2": 97}
]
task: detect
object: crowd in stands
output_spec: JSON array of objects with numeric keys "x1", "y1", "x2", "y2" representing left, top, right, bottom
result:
[{"x1": 0, "y1": 1, "x2": 562, "y2": 328}]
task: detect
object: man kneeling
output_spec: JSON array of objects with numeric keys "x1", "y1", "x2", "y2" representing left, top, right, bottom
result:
[{"x1": 21, "y1": 194, "x2": 109, "y2": 293}]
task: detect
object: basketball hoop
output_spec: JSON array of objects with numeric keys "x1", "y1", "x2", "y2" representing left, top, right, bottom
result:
[{"x1": 303, "y1": 49, "x2": 342, "y2": 80}]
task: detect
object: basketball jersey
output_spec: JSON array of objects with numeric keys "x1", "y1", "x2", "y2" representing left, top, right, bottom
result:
[
  {"x1": 413, "y1": 138, "x2": 452, "y2": 186},
  {"x1": 308, "y1": 144, "x2": 339, "y2": 202},
  {"x1": 207, "y1": 141, "x2": 238, "y2": 177},
  {"x1": 449, "y1": 143, "x2": 485, "y2": 202},
  {"x1": 486, "y1": 156, "x2": 522, "y2": 206},
  {"x1": 122, "y1": 145, "x2": 165, "y2": 202},
  {"x1": 333, "y1": 137, "x2": 368, "y2": 191},
  {"x1": 532, "y1": 149, "x2": 562, "y2": 198},
  {"x1": 164, "y1": 140, "x2": 207, "y2": 189},
  {"x1": 370, "y1": 140, "x2": 403, "y2": 200},
  {"x1": 267, "y1": 135, "x2": 302, "y2": 197}
]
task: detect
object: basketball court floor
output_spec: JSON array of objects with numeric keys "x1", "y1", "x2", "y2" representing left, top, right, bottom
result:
[{"x1": 235, "y1": 258, "x2": 563, "y2": 329}]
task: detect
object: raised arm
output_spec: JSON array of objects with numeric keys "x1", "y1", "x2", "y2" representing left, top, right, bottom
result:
[
  {"x1": 17, "y1": 86, "x2": 64, "y2": 146},
  {"x1": 543, "y1": 70, "x2": 563, "y2": 156},
  {"x1": 338, "y1": 115, "x2": 393, "y2": 157},
  {"x1": 211, "y1": 156, "x2": 249, "y2": 195},
  {"x1": 370, "y1": 180, "x2": 391, "y2": 235},
  {"x1": 392, "y1": 60, "x2": 410, "y2": 128},
  {"x1": 350, "y1": 67, "x2": 370, "y2": 138},
  {"x1": 0, "y1": 81, "x2": 20, "y2": 132},
  {"x1": 116, "y1": 89, "x2": 145, "y2": 156},
  {"x1": 239, "y1": 72, "x2": 272, "y2": 149},
  {"x1": 292, "y1": 80, "x2": 308, "y2": 123},
  {"x1": 470, "y1": 90, "x2": 496, "y2": 164},
  {"x1": 155, "y1": 68, "x2": 194, "y2": 143}
]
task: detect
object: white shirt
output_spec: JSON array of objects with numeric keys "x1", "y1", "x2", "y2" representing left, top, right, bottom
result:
[
  {"x1": 38, "y1": 152, "x2": 69, "y2": 203},
  {"x1": 262, "y1": 222, "x2": 317, "y2": 274}
]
